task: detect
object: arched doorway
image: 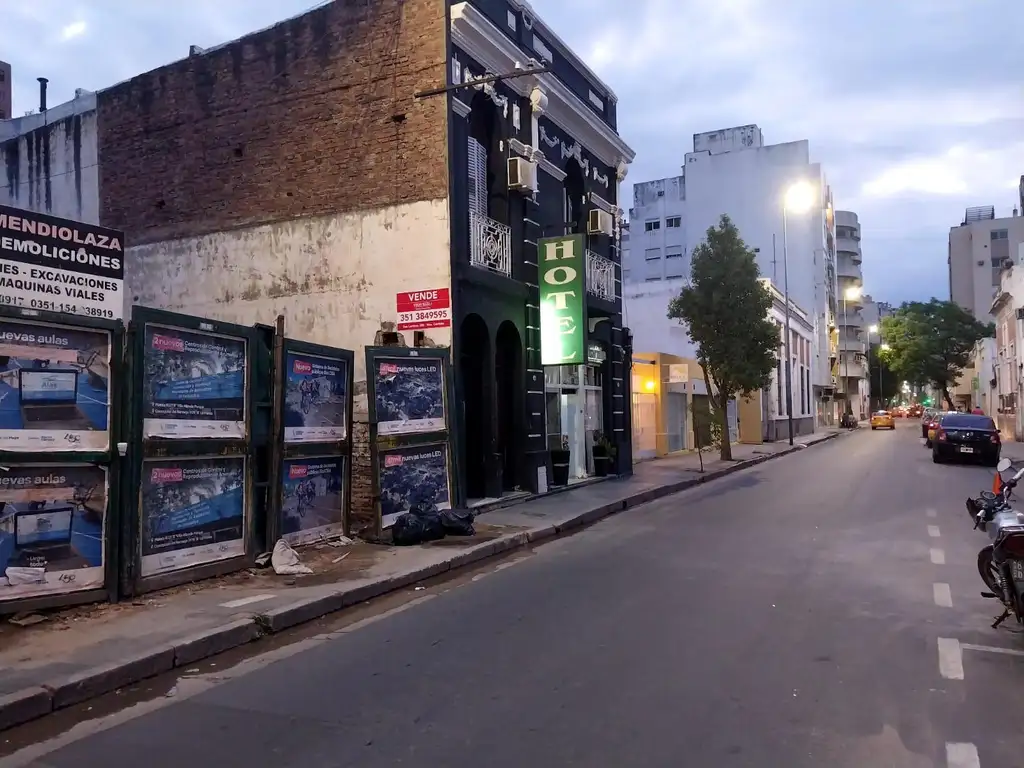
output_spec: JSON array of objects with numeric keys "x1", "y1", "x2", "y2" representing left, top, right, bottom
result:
[
  {"x1": 495, "y1": 321, "x2": 522, "y2": 492},
  {"x1": 459, "y1": 313, "x2": 491, "y2": 500},
  {"x1": 563, "y1": 158, "x2": 586, "y2": 235}
]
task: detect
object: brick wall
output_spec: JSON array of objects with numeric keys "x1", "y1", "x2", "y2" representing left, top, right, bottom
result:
[{"x1": 97, "y1": 0, "x2": 449, "y2": 245}]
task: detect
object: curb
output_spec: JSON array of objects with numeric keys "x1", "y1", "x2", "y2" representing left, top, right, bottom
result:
[{"x1": 0, "y1": 431, "x2": 842, "y2": 732}]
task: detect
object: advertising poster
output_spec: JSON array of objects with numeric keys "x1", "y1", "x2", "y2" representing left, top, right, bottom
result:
[
  {"x1": 140, "y1": 456, "x2": 246, "y2": 577},
  {"x1": 0, "y1": 204, "x2": 125, "y2": 321},
  {"x1": 0, "y1": 464, "x2": 107, "y2": 600},
  {"x1": 143, "y1": 324, "x2": 247, "y2": 439},
  {"x1": 378, "y1": 443, "x2": 451, "y2": 528},
  {"x1": 283, "y1": 352, "x2": 348, "y2": 443},
  {"x1": 373, "y1": 357, "x2": 445, "y2": 436},
  {"x1": 0, "y1": 318, "x2": 111, "y2": 452},
  {"x1": 281, "y1": 456, "x2": 345, "y2": 545}
]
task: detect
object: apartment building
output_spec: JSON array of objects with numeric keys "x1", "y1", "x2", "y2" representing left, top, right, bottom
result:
[
  {"x1": 949, "y1": 199, "x2": 1024, "y2": 322},
  {"x1": 623, "y1": 125, "x2": 839, "y2": 432}
]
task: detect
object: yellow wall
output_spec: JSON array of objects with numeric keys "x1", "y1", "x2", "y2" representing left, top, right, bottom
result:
[{"x1": 632, "y1": 351, "x2": 706, "y2": 458}]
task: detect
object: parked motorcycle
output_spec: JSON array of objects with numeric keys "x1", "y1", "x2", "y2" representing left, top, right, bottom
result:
[{"x1": 967, "y1": 457, "x2": 1024, "y2": 628}]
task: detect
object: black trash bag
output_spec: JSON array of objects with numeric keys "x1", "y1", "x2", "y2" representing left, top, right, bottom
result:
[
  {"x1": 439, "y1": 509, "x2": 475, "y2": 536},
  {"x1": 410, "y1": 502, "x2": 446, "y2": 542},
  {"x1": 392, "y1": 512, "x2": 426, "y2": 546}
]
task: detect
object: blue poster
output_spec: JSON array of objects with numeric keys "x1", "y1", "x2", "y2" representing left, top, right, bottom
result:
[
  {"x1": 283, "y1": 352, "x2": 348, "y2": 443},
  {"x1": 142, "y1": 324, "x2": 247, "y2": 439},
  {"x1": 281, "y1": 456, "x2": 345, "y2": 545},
  {"x1": 373, "y1": 357, "x2": 445, "y2": 436},
  {"x1": 0, "y1": 319, "x2": 111, "y2": 452},
  {"x1": 140, "y1": 456, "x2": 246, "y2": 576},
  {"x1": 0, "y1": 464, "x2": 106, "y2": 600},
  {"x1": 378, "y1": 443, "x2": 450, "y2": 528}
]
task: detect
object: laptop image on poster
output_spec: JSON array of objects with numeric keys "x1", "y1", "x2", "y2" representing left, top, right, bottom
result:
[
  {"x1": 13, "y1": 505, "x2": 75, "y2": 566},
  {"x1": 18, "y1": 369, "x2": 91, "y2": 428}
]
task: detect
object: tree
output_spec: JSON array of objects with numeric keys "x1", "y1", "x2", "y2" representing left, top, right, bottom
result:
[
  {"x1": 867, "y1": 344, "x2": 899, "y2": 409},
  {"x1": 667, "y1": 215, "x2": 781, "y2": 460},
  {"x1": 879, "y1": 299, "x2": 993, "y2": 409}
]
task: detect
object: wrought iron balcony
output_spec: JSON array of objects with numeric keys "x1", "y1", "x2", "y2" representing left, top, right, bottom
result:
[
  {"x1": 469, "y1": 210, "x2": 512, "y2": 277},
  {"x1": 586, "y1": 250, "x2": 617, "y2": 301}
]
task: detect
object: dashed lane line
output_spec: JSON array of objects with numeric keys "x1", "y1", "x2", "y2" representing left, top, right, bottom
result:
[
  {"x1": 931, "y1": 548, "x2": 946, "y2": 564},
  {"x1": 933, "y1": 582, "x2": 953, "y2": 607},
  {"x1": 946, "y1": 742, "x2": 981, "y2": 768},
  {"x1": 928, "y1": 525, "x2": 941, "y2": 538},
  {"x1": 938, "y1": 637, "x2": 964, "y2": 680}
]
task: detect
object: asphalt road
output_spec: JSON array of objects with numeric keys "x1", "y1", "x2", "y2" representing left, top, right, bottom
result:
[{"x1": 8, "y1": 421, "x2": 1024, "y2": 767}]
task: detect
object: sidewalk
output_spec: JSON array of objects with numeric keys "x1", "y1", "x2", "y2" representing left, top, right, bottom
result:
[{"x1": 0, "y1": 428, "x2": 844, "y2": 731}]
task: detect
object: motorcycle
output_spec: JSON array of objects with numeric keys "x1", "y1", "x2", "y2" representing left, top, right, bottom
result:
[{"x1": 966, "y1": 457, "x2": 1024, "y2": 628}]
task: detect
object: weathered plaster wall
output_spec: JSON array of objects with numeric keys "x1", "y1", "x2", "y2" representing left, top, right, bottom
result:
[
  {"x1": 126, "y1": 199, "x2": 453, "y2": 382},
  {"x1": 0, "y1": 93, "x2": 99, "y2": 224}
]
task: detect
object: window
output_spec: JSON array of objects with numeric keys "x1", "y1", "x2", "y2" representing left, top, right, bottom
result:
[
  {"x1": 588, "y1": 91, "x2": 605, "y2": 111},
  {"x1": 467, "y1": 137, "x2": 487, "y2": 216},
  {"x1": 645, "y1": 276, "x2": 662, "y2": 282},
  {"x1": 991, "y1": 229, "x2": 1009, "y2": 240},
  {"x1": 506, "y1": 10, "x2": 516, "y2": 30},
  {"x1": 665, "y1": 247, "x2": 686, "y2": 278},
  {"x1": 644, "y1": 220, "x2": 660, "y2": 232},
  {"x1": 666, "y1": 216, "x2": 681, "y2": 228},
  {"x1": 532, "y1": 35, "x2": 553, "y2": 62},
  {"x1": 644, "y1": 248, "x2": 661, "y2": 261}
]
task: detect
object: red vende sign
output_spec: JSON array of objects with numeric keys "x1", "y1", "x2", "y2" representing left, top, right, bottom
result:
[{"x1": 397, "y1": 288, "x2": 451, "y2": 331}]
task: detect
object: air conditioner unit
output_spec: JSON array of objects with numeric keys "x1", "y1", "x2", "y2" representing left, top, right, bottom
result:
[
  {"x1": 507, "y1": 156, "x2": 538, "y2": 192},
  {"x1": 588, "y1": 208, "x2": 614, "y2": 236}
]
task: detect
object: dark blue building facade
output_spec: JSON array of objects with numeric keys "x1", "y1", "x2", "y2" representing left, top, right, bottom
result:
[{"x1": 446, "y1": 0, "x2": 635, "y2": 503}]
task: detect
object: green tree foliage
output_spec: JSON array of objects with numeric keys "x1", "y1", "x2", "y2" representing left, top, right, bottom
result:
[
  {"x1": 867, "y1": 344, "x2": 899, "y2": 409},
  {"x1": 667, "y1": 215, "x2": 781, "y2": 460},
  {"x1": 879, "y1": 299, "x2": 994, "y2": 409}
]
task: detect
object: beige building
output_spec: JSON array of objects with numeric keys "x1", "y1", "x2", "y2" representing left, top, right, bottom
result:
[{"x1": 949, "y1": 200, "x2": 1024, "y2": 322}]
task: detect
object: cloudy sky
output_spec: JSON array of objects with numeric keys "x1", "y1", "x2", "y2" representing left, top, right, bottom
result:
[{"x1": 5, "y1": 0, "x2": 1022, "y2": 305}]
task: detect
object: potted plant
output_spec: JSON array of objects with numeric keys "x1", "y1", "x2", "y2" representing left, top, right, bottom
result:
[
  {"x1": 550, "y1": 434, "x2": 571, "y2": 487},
  {"x1": 591, "y1": 431, "x2": 617, "y2": 477}
]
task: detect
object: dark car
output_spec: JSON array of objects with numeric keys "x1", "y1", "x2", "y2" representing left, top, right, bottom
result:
[{"x1": 931, "y1": 413, "x2": 1001, "y2": 465}]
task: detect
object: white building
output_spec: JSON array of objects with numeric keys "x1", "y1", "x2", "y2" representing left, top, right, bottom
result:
[
  {"x1": 835, "y1": 210, "x2": 869, "y2": 418},
  {"x1": 622, "y1": 125, "x2": 839, "y2": 431},
  {"x1": 949, "y1": 199, "x2": 1024, "y2": 322}
]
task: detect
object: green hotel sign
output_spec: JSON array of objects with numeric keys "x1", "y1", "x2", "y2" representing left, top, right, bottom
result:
[{"x1": 539, "y1": 234, "x2": 587, "y2": 366}]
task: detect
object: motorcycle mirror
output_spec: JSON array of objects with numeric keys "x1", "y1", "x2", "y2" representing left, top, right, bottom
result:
[{"x1": 997, "y1": 458, "x2": 1012, "y2": 473}]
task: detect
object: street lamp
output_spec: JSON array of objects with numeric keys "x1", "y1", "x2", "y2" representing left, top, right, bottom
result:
[
  {"x1": 781, "y1": 181, "x2": 816, "y2": 445},
  {"x1": 842, "y1": 285, "x2": 862, "y2": 419},
  {"x1": 867, "y1": 324, "x2": 879, "y2": 409}
]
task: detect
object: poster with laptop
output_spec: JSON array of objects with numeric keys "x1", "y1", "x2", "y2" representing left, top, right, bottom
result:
[
  {"x1": 142, "y1": 324, "x2": 247, "y2": 439},
  {"x1": 373, "y1": 357, "x2": 445, "y2": 436},
  {"x1": 0, "y1": 465, "x2": 107, "y2": 600},
  {"x1": 281, "y1": 456, "x2": 345, "y2": 545},
  {"x1": 139, "y1": 456, "x2": 246, "y2": 577},
  {"x1": 283, "y1": 352, "x2": 349, "y2": 443},
  {"x1": 0, "y1": 319, "x2": 111, "y2": 452}
]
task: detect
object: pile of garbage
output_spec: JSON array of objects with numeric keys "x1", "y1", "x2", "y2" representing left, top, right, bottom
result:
[{"x1": 392, "y1": 502, "x2": 476, "y2": 546}]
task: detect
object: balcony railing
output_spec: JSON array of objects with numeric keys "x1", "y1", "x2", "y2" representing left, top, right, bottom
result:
[
  {"x1": 586, "y1": 250, "x2": 617, "y2": 301},
  {"x1": 469, "y1": 210, "x2": 512, "y2": 277}
]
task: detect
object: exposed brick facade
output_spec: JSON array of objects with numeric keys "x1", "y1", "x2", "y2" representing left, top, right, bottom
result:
[{"x1": 97, "y1": 0, "x2": 449, "y2": 245}]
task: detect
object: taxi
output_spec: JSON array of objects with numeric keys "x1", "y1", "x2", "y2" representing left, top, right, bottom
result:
[{"x1": 870, "y1": 410, "x2": 895, "y2": 430}]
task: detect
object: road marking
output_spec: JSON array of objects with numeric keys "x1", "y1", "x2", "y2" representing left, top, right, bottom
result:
[
  {"x1": 961, "y1": 642, "x2": 1024, "y2": 658},
  {"x1": 946, "y1": 742, "x2": 980, "y2": 768},
  {"x1": 928, "y1": 525, "x2": 941, "y2": 538},
  {"x1": 938, "y1": 637, "x2": 964, "y2": 679},
  {"x1": 927, "y1": 508, "x2": 937, "y2": 518},
  {"x1": 219, "y1": 594, "x2": 276, "y2": 609},
  {"x1": 931, "y1": 548, "x2": 946, "y2": 564},
  {"x1": 933, "y1": 582, "x2": 953, "y2": 607}
]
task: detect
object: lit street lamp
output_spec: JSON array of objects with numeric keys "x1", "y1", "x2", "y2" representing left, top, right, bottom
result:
[{"x1": 781, "y1": 180, "x2": 815, "y2": 445}]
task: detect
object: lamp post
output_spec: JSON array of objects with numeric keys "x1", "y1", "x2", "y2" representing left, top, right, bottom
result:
[
  {"x1": 842, "y1": 285, "x2": 862, "y2": 419},
  {"x1": 868, "y1": 323, "x2": 878, "y2": 411},
  {"x1": 879, "y1": 342, "x2": 890, "y2": 409},
  {"x1": 782, "y1": 181, "x2": 815, "y2": 446}
]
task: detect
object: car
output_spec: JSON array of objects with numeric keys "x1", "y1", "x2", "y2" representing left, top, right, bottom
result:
[
  {"x1": 909, "y1": 405, "x2": 923, "y2": 418},
  {"x1": 931, "y1": 412, "x2": 1001, "y2": 465},
  {"x1": 870, "y1": 410, "x2": 895, "y2": 430}
]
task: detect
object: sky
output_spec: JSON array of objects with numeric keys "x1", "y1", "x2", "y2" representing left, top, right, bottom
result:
[{"x1": 4, "y1": 0, "x2": 1023, "y2": 306}]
